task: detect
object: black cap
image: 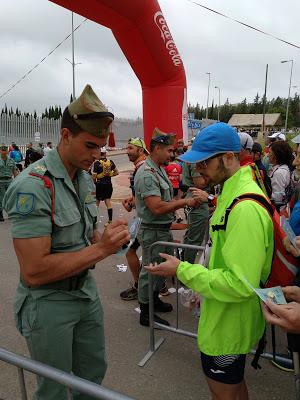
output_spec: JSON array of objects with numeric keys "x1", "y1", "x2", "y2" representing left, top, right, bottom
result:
[{"x1": 252, "y1": 142, "x2": 262, "y2": 154}]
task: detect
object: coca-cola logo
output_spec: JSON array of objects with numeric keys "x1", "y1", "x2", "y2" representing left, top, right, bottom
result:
[{"x1": 154, "y1": 11, "x2": 182, "y2": 67}]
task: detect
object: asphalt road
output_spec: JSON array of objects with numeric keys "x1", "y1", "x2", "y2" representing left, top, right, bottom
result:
[{"x1": 0, "y1": 203, "x2": 295, "y2": 400}]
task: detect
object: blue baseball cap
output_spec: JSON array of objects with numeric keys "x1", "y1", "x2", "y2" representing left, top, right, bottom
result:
[{"x1": 179, "y1": 122, "x2": 241, "y2": 163}]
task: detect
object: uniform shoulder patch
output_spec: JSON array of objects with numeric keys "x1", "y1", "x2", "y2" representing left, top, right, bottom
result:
[
  {"x1": 32, "y1": 164, "x2": 47, "y2": 175},
  {"x1": 16, "y1": 193, "x2": 35, "y2": 215}
]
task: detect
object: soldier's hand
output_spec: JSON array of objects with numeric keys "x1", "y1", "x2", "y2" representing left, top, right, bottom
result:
[
  {"x1": 145, "y1": 253, "x2": 181, "y2": 277},
  {"x1": 97, "y1": 219, "x2": 130, "y2": 255},
  {"x1": 282, "y1": 286, "x2": 300, "y2": 303},
  {"x1": 186, "y1": 197, "x2": 203, "y2": 209},
  {"x1": 189, "y1": 187, "x2": 209, "y2": 202},
  {"x1": 91, "y1": 230, "x2": 102, "y2": 244},
  {"x1": 282, "y1": 236, "x2": 300, "y2": 257},
  {"x1": 122, "y1": 197, "x2": 134, "y2": 212},
  {"x1": 262, "y1": 300, "x2": 300, "y2": 333}
]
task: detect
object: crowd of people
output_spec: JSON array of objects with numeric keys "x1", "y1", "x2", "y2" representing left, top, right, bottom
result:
[{"x1": 1, "y1": 83, "x2": 300, "y2": 399}]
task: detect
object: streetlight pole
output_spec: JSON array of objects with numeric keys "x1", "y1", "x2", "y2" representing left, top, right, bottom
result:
[
  {"x1": 262, "y1": 64, "x2": 268, "y2": 141},
  {"x1": 205, "y1": 72, "x2": 211, "y2": 119},
  {"x1": 65, "y1": 13, "x2": 82, "y2": 101},
  {"x1": 214, "y1": 86, "x2": 220, "y2": 121},
  {"x1": 71, "y1": 12, "x2": 76, "y2": 100},
  {"x1": 281, "y1": 59, "x2": 294, "y2": 132}
]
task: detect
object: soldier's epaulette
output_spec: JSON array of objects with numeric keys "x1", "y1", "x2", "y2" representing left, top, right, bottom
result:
[
  {"x1": 144, "y1": 166, "x2": 156, "y2": 173},
  {"x1": 30, "y1": 163, "x2": 47, "y2": 176}
]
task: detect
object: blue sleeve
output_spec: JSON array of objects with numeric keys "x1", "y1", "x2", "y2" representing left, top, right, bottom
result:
[{"x1": 290, "y1": 200, "x2": 300, "y2": 236}]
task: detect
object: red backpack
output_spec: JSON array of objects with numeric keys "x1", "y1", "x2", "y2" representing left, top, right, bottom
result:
[{"x1": 211, "y1": 193, "x2": 299, "y2": 288}]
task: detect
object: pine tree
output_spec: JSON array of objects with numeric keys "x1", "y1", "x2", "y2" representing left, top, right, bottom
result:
[{"x1": 194, "y1": 103, "x2": 201, "y2": 119}]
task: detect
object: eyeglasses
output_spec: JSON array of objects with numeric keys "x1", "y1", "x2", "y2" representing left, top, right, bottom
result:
[{"x1": 197, "y1": 154, "x2": 224, "y2": 168}]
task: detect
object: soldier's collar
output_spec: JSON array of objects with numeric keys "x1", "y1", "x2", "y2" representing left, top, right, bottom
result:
[{"x1": 43, "y1": 148, "x2": 65, "y2": 179}]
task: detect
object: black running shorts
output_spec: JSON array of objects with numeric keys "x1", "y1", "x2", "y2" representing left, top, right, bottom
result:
[
  {"x1": 201, "y1": 352, "x2": 246, "y2": 384},
  {"x1": 96, "y1": 182, "x2": 113, "y2": 201}
]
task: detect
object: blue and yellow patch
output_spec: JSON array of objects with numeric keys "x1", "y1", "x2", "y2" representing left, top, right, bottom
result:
[{"x1": 16, "y1": 193, "x2": 35, "y2": 215}]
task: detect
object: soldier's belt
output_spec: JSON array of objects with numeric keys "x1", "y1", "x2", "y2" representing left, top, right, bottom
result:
[
  {"x1": 22, "y1": 270, "x2": 89, "y2": 291},
  {"x1": 141, "y1": 222, "x2": 172, "y2": 231}
]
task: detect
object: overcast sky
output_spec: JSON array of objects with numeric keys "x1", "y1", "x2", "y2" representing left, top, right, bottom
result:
[{"x1": 0, "y1": 0, "x2": 299, "y2": 118}]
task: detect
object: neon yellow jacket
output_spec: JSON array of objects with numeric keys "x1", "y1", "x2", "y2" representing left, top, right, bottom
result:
[{"x1": 177, "y1": 166, "x2": 274, "y2": 355}]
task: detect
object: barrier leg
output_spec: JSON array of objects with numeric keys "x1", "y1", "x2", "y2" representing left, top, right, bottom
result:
[
  {"x1": 67, "y1": 386, "x2": 73, "y2": 399},
  {"x1": 293, "y1": 352, "x2": 300, "y2": 400},
  {"x1": 138, "y1": 272, "x2": 165, "y2": 367},
  {"x1": 17, "y1": 367, "x2": 28, "y2": 400},
  {"x1": 176, "y1": 278, "x2": 179, "y2": 330},
  {"x1": 138, "y1": 241, "x2": 203, "y2": 367}
]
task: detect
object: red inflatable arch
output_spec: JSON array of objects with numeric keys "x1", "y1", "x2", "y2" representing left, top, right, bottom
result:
[{"x1": 50, "y1": 0, "x2": 188, "y2": 146}]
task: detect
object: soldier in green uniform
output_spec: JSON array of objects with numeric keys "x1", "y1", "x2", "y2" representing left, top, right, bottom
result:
[
  {"x1": 134, "y1": 128, "x2": 201, "y2": 326},
  {"x1": 0, "y1": 145, "x2": 19, "y2": 221},
  {"x1": 3, "y1": 85, "x2": 130, "y2": 400},
  {"x1": 181, "y1": 162, "x2": 209, "y2": 263}
]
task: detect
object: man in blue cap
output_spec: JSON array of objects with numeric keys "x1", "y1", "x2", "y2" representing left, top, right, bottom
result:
[{"x1": 146, "y1": 122, "x2": 274, "y2": 399}]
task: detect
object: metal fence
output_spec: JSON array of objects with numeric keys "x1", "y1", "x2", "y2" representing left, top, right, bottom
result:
[
  {"x1": 0, "y1": 114, "x2": 144, "y2": 149},
  {"x1": 138, "y1": 241, "x2": 299, "y2": 400},
  {"x1": 0, "y1": 347, "x2": 136, "y2": 400},
  {"x1": 0, "y1": 114, "x2": 61, "y2": 146},
  {"x1": 0, "y1": 114, "x2": 196, "y2": 151}
]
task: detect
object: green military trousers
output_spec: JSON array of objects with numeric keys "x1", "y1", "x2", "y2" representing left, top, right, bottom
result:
[
  {"x1": 0, "y1": 180, "x2": 11, "y2": 210},
  {"x1": 183, "y1": 203, "x2": 209, "y2": 264},
  {"x1": 138, "y1": 227, "x2": 173, "y2": 304},
  {"x1": 16, "y1": 292, "x2": 107, "y2": 400}
]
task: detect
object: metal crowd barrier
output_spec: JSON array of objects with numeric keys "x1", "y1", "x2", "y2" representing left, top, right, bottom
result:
[
  {"x1": 0, "y1": 347, "x2": 135, "y2": 400},
  {"x1": 138, "y1": 241, "x2": 204, "y2": 367},
  {"x1": 138, "y1": 241, "x2": 299, "y2": 399}
]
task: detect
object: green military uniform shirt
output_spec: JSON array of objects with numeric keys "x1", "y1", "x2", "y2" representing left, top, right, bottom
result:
[
  {"x1": 182, "y1": 162, "x2": 201, "y2": 194},
  {"x1": 134, "y1": 157, "x2": 174, "y2": 224},
  {"x1": 0, "y1": 157, "x2": 17, "y2": 180},
  {"x1": 4, "y1": 149, "x2": 99, "y2": 307}
]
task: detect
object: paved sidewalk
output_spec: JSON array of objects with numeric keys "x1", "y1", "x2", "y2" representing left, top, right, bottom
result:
[{"x1": 112, "y1": 171, "x2": 131, "y2": 201}]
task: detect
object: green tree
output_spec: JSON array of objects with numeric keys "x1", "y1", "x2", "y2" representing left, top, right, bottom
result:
[{"x1": 194, "y1": 103, "x2": 201, "y2": 120}]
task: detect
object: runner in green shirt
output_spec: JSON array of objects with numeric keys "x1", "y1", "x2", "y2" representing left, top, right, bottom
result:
[{"x1": 146, "y1": 123, "x2": 274, "y2": 400}]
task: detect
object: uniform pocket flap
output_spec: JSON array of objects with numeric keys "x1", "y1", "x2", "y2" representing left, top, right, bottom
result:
[
  {"x1": 54, "y1": 208, "x2": 81, "y2": 227},
  {"x1": 86, "y1": 203, "x2": 98, "y2": 218}
]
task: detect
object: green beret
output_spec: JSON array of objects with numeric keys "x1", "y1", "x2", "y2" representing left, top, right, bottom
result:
[{"x1": 68, "y1": 84, "x2": 114, "y2": 138}]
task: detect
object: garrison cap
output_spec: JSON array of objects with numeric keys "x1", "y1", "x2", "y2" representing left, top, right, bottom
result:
[
  {"x1": 68, "y1": 84, "x2": 114, "y2": 138},
  {"x1": 151, "y1": 127, "x2": 176, "y2": 145}
]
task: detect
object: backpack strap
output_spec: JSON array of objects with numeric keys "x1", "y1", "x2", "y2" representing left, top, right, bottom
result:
[
  {"x1": 29, "y1": 172, "x2": 55, "y2": 224},
  {"x1": 211, "y1": 193, "x2": 274, "y2": 232},
  {"x1": 249, "y1": 164, "x2": 269, "y2": 197}
]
